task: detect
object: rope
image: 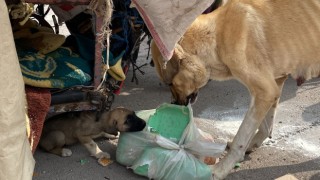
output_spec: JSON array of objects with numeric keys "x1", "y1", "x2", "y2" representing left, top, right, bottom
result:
[{"x1": 88, "y1": 0, "x2": 113, "y2": 90}]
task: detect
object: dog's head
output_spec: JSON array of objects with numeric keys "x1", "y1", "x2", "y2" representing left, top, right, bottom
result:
[
  {"x1": 151, "y1": 41, "x2": 209, "y2": 105},
  {"x1": 103, "y1": 107, "x2": 146, "y2": 135}
]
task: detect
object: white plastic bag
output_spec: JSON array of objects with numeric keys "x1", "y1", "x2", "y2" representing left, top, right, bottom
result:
[
  {"x1": 116, "y1": 104, "x2": 226, "y2": 180},
  {"x1": 132, "y1": 147, "x2": 212, "y2": 180}
]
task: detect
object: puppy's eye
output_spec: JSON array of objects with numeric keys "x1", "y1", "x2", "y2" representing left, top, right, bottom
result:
[
  {"x1": 125, "y1": 114, "x2": 134, "y2": 124},
  {"x1": 113, "y1": 120, "x2": 117, "y2": 126}
]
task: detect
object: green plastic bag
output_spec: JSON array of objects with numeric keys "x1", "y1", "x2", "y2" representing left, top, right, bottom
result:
[{"x1": 116, "y1": 103, "x2": 226, "y2": 180}]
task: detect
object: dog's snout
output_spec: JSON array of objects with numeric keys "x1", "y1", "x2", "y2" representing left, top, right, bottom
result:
[
  {"x1": 171, "y1": 95, "x2": 188, "y2": 106},
  {"x1": 171, "y1": 92, "x2": 198, "y2": 106},
  {"x1": 171, "y1": 100, "x2": 188, "y2": 106},
  {"x1": 171, "y1": 99, "x2": 179, "y2": 105},
  {"x1": 187, "y1": 92, "x2": 198, "y2": 104}
]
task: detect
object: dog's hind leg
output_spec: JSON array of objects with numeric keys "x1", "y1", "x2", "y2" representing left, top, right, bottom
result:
[
  {"x1": 212, "y1": 73, "x2": 281, "y2": 179},
  {"x1": 39, "y1": 131, "x2": 72, "y2": 157},
  {"x1": 247, "y1": 75, "x2": 288, "y2": 152}
]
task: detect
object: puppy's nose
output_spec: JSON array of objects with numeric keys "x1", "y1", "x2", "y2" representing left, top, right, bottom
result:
[
  {"x1": 128, "y1": 115, "x2": 146, "y2": 132},
  {"x1": 138, "y1": 120, "x2": 146, "y2": 130},
  {"x1": 137, "y1": 119, "x2": 146, "y2": 131}
]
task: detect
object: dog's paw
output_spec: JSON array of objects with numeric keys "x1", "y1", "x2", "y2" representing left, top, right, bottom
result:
[
  {"x1": 211, "y1": 164, "x2": 227, "y2": 180},
  {"x1": 61, "y1": 148, "x2": 72, "y2": 157},
  {"x1": 95, "y1": 152, "x2": 110, "y2": 159}
]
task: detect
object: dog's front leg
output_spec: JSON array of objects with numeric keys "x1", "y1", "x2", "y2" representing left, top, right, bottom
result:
[
  {"x1": 79, "y1": 137, "x2": 110, "y2": 159},
  {"x1": 212, "y1": 77, "x2": 280, "y2": 179}
]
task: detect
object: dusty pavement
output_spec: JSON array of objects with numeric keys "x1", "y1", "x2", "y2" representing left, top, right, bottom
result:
[{"x1": 32, "y1": 39, "x2": 320, "y2": 180}]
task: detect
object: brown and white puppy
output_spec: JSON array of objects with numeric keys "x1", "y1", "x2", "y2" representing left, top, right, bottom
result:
[
  {"x1": 151, "y1": 0, "x2": 320, "y2": 179},
  {"x1": 39, "y1": 107, "x2": 146, "y2": 159}
]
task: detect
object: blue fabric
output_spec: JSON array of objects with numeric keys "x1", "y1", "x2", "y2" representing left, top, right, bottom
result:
[
  {"x1": 72, "y1": 33, "x2": 125, "y2": 66},
  {"x1": 17, "y1": 47, "x2": 92, "y2": 88}
]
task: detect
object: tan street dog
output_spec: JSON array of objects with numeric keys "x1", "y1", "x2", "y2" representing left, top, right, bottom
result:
[
  {"x1": 39, "y1": 107, "x2": 146, "y2": 159},
  {"x1": 151, "y1": 0, "x2": 320, "y2": 179}
]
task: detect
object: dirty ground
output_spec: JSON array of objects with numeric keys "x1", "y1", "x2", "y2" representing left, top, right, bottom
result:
[{"x1": 33, "y1": 38, "x2": 320, "y2": 180}]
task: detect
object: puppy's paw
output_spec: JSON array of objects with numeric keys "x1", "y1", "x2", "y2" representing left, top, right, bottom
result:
[
  {"x1": 95, "y1": 152, "x2": 110, "y2": 159},
  {"x1": 61, "y1": 148, "x2": 72, "y2": 157},
  {"x1": 104, "y1": 133, "x2": 118, "y2": 140}
]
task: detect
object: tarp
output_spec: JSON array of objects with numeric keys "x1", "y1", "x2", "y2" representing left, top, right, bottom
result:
[
  {"x1": 0, "y1": 1, "x2": 35, "y2": 179},
  {"x1": 132, "y1": 0, "x2": 215, "y2": 61}
]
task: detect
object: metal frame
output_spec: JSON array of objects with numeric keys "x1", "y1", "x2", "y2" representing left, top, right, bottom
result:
[
  {"x1": 25, "y1": 0, "x2": 104, "y2": 89},
  {"x1": 8, "y1": 0, "x2": 113, "y2": 116}
]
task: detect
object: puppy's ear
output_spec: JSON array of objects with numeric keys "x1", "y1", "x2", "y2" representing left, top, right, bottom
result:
[{"x1": 115, "y1": 106, "x2": 125, "y2": 109}]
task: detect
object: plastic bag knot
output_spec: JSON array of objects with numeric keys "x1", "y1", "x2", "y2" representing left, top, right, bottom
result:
[{"x1": 179, "y1": 145, "x2": 185, "y2": 149}]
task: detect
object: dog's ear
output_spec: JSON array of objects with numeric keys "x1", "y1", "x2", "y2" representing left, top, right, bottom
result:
[
  {"x1": 151, "y1": 41, "x2": 181, "y2": 84},
  {"x1": 175, "y1": 55, "x2": 209, "y2": 89},
  {"x1": 160, "y1": 56, "x2": 181, "y2": 85},
  {"x1": 173, "y1": 44, "x2": 186, "y2": 61}
]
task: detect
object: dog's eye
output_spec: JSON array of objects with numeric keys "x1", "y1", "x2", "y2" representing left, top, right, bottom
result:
[{"x1": 113, "y1": 120, "x2": 117, "y2": 126}]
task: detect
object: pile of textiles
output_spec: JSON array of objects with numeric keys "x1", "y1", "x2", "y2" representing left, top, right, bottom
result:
[{"x1": 13, "y1": 18, "x2": 93, "y2": 89}]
